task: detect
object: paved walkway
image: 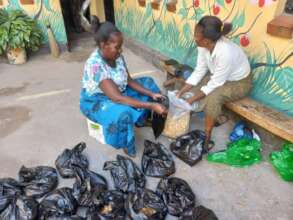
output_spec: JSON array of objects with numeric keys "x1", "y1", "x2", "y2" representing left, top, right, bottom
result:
[{"x1": 0, "y1": 45, "x2": 292, "y2": 220}]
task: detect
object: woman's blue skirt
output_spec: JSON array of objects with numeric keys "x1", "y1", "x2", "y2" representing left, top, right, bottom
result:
[{"x1": 80, "y1": 77, "x2": 160, "y2": 155}]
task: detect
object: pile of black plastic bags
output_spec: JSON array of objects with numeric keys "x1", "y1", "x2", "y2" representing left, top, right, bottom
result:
[{"x1": 0, "y1": 140, "x2": 218, "y2": 220}]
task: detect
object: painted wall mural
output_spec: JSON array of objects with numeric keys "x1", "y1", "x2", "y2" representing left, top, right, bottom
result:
[
  {"x1": 0, "y1": 0, "x2": 67, "y2": 44},
  {"x1": 115, "y1": 0, "x2": 293, "y2": 117}
]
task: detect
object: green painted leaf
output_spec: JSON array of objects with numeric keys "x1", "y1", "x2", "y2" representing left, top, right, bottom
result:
[
  {"x1": 231, "y1": 36, "x2": 240, "y2": 45},
  {"x1": 193, "y1": 8, "x2": 205, "y2": 21},
  {"x1": 238, "y1": 11, "x2": 245, "y2": 27},
  {"x1": 145, "y1": 3, "x2": 152, "y2": 18},
  {"x1": 183, "y1": 23, "x2": 191, "y2": 40},
  {"x1": 43, "y1": 0, "x2": 55, "y2": 13},
  {"x1": 178, "y1": 8, "x2": 188, "y2": 20},
  {"x1": 217, "y1": 0, "x2": 226, "y2": 8},
  {"x1": 183, "y1": 0, "x2": 188, "y2": 9}
]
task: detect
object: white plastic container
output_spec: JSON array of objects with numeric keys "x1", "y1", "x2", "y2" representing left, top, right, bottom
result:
[{"x1": 86, "y1": 119, "x2": 105, "y2": 144}]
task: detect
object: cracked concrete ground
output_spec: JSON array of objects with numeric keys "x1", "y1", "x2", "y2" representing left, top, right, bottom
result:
[{"x1": 0, "y1": 43, "x2": 292, "y2": 220}]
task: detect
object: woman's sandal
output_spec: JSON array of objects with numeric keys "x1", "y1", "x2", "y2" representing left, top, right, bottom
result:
[{"x1": 203, "y1": 140, "x2": 215, "y2": 154}]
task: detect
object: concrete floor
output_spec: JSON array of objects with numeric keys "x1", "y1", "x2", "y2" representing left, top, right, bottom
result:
[{"x1": 0, "y1": 43, "x2": 292, "y2": 220}]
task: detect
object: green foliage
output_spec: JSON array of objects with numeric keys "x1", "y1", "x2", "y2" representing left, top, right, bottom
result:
[
  {"x1": 116, "y1": 6, "x2": 197, "y2": 67},
  {"x1": 216, "y1": 0, "x2": 226, "y2": 8},
  {"x1": 0, "y1": 9, "x2": 43, "y2": 54},
  {"x1": 178, "y1": 8, "x2": 189, "y2": 20},
  {"x1": 231, "y1": 10, "x2": 246, "y2": 29},
  {"x1": 190, "y1": 8, "x2": 205, "y2": 21},
  {"x1": 250, "y1": 45, "x2": 293, "y2": 116}
]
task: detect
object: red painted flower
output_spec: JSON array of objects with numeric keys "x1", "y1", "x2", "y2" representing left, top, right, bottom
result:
[
  {"x1": 240, "y1": 35, "x2": 250, "y2": 47},
  {"x1": 258, "y1": 0, "x2": 265, "y2": 7},
  {"x1": 225, "y1": 0, "x2": 233, "y2": 4},
  {"x1": 194, "y1": 0, "x2": 200, "y2": 7},
  {"x1": 213, "y1": 4, "x2": 220, "y2": 15},
  {"x1": 250, "y1": 0, "x2": 273, "y2": 7}
]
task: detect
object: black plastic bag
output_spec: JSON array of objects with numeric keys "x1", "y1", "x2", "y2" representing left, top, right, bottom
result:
[
  {"x1": 72, "y1": 165, "x2": 108, "y2": 207},
  {"x1": 18, "y1": 166, "x2": 58, "y2": 198},
  {"x1": 152, "y1": 113, "x2": 166, "y2": 139},
  {"x1": 179, "y1": 205, "x2": 218, "y2": 220},
  {"x1": 131, "y1": 189, "x2": 167, "y2": 220},
  {"x1": 98, "y1": 190, "x2": 127, "y2": 220},
  {"x1": 103, "y1": 155, "x2": 146, "y2": 194},
  {"x1": 83, "y1": 208, "x2": 101, "y2": 220},
  {"x1": 170, "y1": 130, "x2": 208, "y2": 166},
  {"x1": 55, "y1": 142, "x2": 89, "y2": 178},
  {"x1": 49, "y1": 216, "x2": 84, "y2": 220},
  {"x1": 152, "y1": 96, "x2": 169, "y2": 139},
  {"x1": 142, "y1": 140, "x2": 175, "y2": 178},
  {"x1": 0, "y1": 178, "x2": 23, "y2": 213},
  {"x1": 0, "y1": 195, "x2": 38, "y2": 220},
  {"x1": 0, "y1": 178, "x2": 23, "y2": 196},
  {"x1": 156, "y1": 177, "x2": 196, "y2": 217},
  {"x1": 39, "y1": 187, "x2": 78, "y2": 219}
]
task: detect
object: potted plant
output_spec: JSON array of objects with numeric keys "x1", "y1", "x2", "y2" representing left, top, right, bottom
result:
[
  {"x1": 167, "y1": 0, "x2": 177, "y2": 12},
  {"x1": 151, "y1": 0, "x2": 161, "y2": 10},
  {"x1": 138, "y1": 0, "x2": 146, "y2": 7},
  {"x1": 0, "y1": 9, "x2": 43, "y2": 64}
]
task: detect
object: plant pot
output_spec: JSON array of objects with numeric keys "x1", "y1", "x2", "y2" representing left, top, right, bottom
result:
[
  {"x1": 20, "y1": 0, "x2": 35, "y2": 4},
  {"x1": 167, "y1": 3, "x2": 176, "y2": 12},
  {"x1": 138, "y1": 0, "x2": 146, "y2": 7},
  {"x1": 6, "y1": 48, "x2": 27, "y2": 64},
  {"x1": 151, "y1": 1, "x2": 160, "y2": 10}
]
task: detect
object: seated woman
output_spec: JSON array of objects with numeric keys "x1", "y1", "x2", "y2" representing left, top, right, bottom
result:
[
  {"x1": 80, "y1": 21, "x2": 166, "y2": 157},
  {"x1": 177, "y1": 16, "x2": 252, "y2": 152}
]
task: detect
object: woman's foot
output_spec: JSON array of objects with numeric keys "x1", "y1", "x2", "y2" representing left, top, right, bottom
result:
[
  {"x1": 123, "y1": 148, "x2": 136, "y2": 158},
  {"x1": 215, "y1": 115, "x2": 229, "y2": 127},
  {"x1": 202, "y1": 139, "x2": 215, "y2": 154}
]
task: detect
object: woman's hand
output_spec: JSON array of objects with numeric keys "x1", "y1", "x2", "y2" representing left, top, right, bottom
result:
[
  {"x1": 186, "y1": 97, "x2": 194, "y2": 105},
  {"x1": 176, "y1": 83, "x2": 193, "y2": 98},
  {"x1": 176, "y1": 90, "x2": 182, "y2": 98},
  {"x1": 186, "y1": 91, "x2": 206, "y2": 105},
  {"x1": 151, "y1": 93, "x2": 164, "y2": 101},
  {"x1": 151, "y1": 103, "x2": 167, "y2": 115}
]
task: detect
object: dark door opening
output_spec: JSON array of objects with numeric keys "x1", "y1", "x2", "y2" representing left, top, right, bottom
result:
[
  {"x1": 104, "y1": 0, "x2": 115, "y2": 23},
  {"x1": 60, "y1": 0, "x2": 91, "y2": 49}
]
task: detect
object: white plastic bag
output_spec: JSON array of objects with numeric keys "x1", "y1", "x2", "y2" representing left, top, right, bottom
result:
[
  {"x1": 163, "y1": 91, "x2": 193, "y2": 138},
  {"x1": 167, "y1": 91, "x2": 193, "y2": 119}
]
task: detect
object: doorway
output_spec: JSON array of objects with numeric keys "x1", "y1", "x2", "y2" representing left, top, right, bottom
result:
[
  {"x1": 60, "y1": 0, "x2": 91, "y2": 50},
  {"x1": 104, "y1": 0, "x2": 115, "y2": 24}
]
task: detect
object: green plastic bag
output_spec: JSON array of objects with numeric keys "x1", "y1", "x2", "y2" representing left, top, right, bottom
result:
[
  {"x1": 207, "y1": 138, "x2": 262, "y2": 167},
  {"x1": 269, "y1": 142, "x2": 293, "y2": 182}
]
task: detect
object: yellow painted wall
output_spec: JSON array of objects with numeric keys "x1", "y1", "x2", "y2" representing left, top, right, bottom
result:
[
  {"x1": 115, "y1": 0, "x2": 292, "y2": 66},
  {"x1": 90, "y1": 0, "x2": 106, "y2": 22},
  {"x1": 114, "y1": 0, "x2": 293, "y2": 116}
]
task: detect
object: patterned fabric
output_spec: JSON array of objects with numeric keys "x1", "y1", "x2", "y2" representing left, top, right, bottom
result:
[
  {"x1": 82, "y1": 49, "x2": 128, "y2": 96},
  {"x1": 80, "y1": 77, "x2": 160, "y2": 155}
]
